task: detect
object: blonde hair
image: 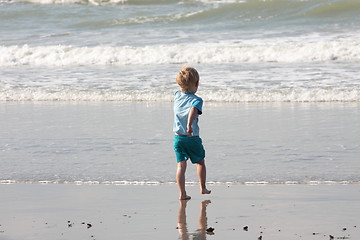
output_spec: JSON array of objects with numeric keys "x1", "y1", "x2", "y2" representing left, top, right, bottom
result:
[{"x1": 176, "y1": 65, "x2": 199, "y2": 93}]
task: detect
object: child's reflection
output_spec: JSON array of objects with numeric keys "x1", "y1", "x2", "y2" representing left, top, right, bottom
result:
[{"x1": 177, "y1": 200, "x2": 213, "y2": 240}]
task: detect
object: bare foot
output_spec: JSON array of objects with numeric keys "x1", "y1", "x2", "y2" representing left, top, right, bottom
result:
[
  {"x1": 201, "y1": 189, "x2": 211, "y2": 195},
  {"x1": 202, "y1": 200, "x2": 211, "y2": 205},
  {"x1": 179, "y1": 195, "x2": 191, "y2": 200}
]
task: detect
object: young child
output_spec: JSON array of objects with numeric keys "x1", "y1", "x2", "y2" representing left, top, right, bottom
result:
[{"x1": 173, "y1": 65, "x2": 211, "y2": 200}]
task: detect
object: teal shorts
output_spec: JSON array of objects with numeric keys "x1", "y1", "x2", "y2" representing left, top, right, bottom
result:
[{"x1": 173, "y1": 135, "x2": 205, "y2": 164}]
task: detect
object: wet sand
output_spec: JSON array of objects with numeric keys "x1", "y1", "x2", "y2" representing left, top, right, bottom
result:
[
  {"x1": 1, "y1": 102, "x2": 359, "y2": 184},
  {"x1": 0, "y1": 183, "x2": 359, "y2": 240}
]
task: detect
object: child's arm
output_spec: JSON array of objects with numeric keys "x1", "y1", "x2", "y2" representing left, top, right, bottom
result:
[{"x1": 187, "y1": 107, "x2": 199, "y2": 135}]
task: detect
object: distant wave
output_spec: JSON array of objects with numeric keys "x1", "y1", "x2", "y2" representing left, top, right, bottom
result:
[
  {"x1": 3, "y1": 0, "x2": 360, "y2": 29},
  {"x1": 5, "y1": 0, "x2": 183, "y2": 5},
  {"x1": 1, "y1": 88, "x2": 359, "y2": 102},
  {"x1": 4, "y1": 0, "x2": 360, "y2": 15},
  {"x1": 3, "y1": 0, "x2": 360, "y2": 30},
  {"x1": 1, "y1": 41, "x2": 360, "y2": 66}
]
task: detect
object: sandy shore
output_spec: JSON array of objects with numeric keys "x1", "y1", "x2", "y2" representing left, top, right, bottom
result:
[{"x1": 0, "y1": 183, "x2": 359, "y2": 240}]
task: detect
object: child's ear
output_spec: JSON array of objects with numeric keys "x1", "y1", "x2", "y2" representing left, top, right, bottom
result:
[{"x1": 195, "y1": 81, "x2": 199, "y2": 87}]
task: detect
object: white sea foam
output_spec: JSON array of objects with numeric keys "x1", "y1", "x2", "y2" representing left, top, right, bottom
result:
[
  {"x1": 1, "y1": 41, "x2": 360, "y2": 67},
  {"x1": 1, "y1": 179, "x2": 359, "y2": 185},
  {"x1": 203, "y1": 89, "x2": 360, "y2": 102},
  {"x1": 1, "y1": 88, "x2": 358, "y2": 102}
]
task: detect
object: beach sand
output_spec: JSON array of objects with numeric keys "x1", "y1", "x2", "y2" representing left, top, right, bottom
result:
[{"x1": 0, "y1": 183, "x2": 359, "y2": 240}]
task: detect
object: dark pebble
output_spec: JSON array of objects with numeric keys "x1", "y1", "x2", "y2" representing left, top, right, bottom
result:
[
  {"x1": 243, "y1": 226, "x2": 248, "y2": 231},
  {"x1": 206, "y1": 227, "x2": 215, "y2": 233},
  {"x1": 87, "y1": 223, "x2": 92, "y2": 229}
]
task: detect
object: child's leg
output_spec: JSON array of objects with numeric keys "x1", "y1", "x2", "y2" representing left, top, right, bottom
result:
[
  {"x1": 196, "y1": 159, "x2": 211, "y2": 195},
  {"x1": 177, "y1": 160, "x2": 191, "y2": 200}
]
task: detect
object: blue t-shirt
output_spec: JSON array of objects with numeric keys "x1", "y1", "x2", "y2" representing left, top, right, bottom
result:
[{"x1": 173, "y1": 91, "x2": 203, "y2": 136}]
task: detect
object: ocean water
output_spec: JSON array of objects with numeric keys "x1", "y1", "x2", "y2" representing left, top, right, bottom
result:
[{"x1": 0, "y1": 0, "x2": 359, "y2": 184}]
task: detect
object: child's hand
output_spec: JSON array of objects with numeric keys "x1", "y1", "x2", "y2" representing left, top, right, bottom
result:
[{"x1": 186, "y1": 125, "x2": 193, "y2": 135}]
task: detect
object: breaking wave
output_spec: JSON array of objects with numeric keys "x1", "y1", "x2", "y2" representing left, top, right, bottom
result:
[
  {"x1": 1, "y1": 88, "x2": 359, "y2": 102},
  {"x1": 1, "y1": 41, "x2": 360, "y2": 66}
]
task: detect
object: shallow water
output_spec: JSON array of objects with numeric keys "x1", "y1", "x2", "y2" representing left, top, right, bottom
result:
[{"x1": 1, "y1": 102, "x2": 359, "y2": 184}]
